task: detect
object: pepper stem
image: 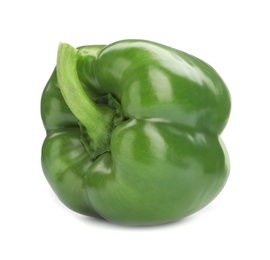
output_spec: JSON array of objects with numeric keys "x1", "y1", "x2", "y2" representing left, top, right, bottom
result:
[{"x1": 56, "y1": 43, "x2": 115, "y2": 158}]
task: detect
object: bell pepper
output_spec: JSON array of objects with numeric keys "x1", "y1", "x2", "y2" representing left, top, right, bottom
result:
[{"x1": 41, "y1": 40, "x2": 231, "y2": 226}]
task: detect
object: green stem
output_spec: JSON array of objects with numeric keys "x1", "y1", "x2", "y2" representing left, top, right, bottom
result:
[{"x1": 56, "y1": 43, "x2": 114, "y2": 157}]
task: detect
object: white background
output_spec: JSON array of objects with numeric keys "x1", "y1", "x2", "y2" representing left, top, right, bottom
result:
[{"x1": 1, "y1": 0, "x2": 269, "y2": 259}]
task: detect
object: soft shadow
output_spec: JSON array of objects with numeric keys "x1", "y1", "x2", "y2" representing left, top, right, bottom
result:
[{"x1": 77, "y1": 213, "x2": 198, "y2": 230}]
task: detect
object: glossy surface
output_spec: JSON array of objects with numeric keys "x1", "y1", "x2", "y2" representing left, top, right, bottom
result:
[{"x1": 41, "y1": 40, "x2": 231, "y2": 225}]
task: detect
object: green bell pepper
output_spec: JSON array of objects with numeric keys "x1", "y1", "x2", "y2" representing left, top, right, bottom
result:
[{"x1": 41, "y1": 40, "x2": 231, "y2": 226}]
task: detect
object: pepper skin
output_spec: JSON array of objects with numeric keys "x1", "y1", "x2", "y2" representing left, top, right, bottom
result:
[{"x1": 41, "y1": 40, "x2": 231, "y2": 226}]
